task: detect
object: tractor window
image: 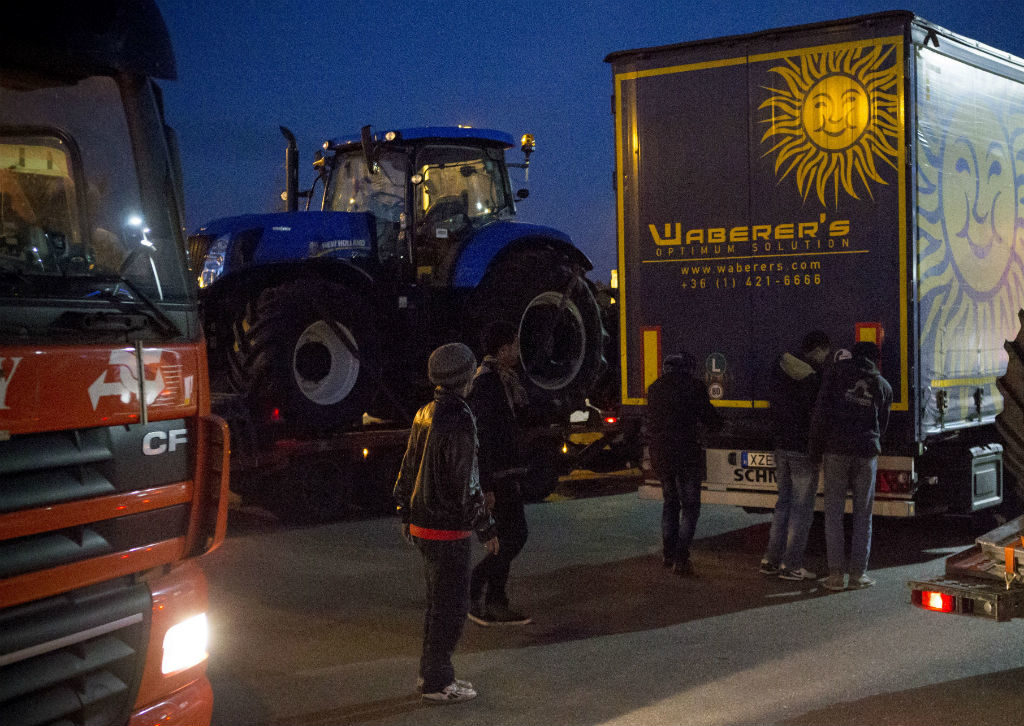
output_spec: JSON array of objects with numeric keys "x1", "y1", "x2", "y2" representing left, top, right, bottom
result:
[
  {"x1": 327, "y1": 150, "x2": 408, "y2": 261},
  {"x1": 412, "y1": 145, "x2": 509, "y2": 284},
  {"x1": 414, "y1": 145, "x2": 509, "y2": 229}
]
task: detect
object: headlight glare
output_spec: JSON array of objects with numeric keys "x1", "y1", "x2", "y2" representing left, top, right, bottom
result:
[
  {"x1": 199, "y1": 236, "x2": 229, "y2": 288},
  {"x1": 161, "y1": 612, "x2": 209, "y2": 674}
]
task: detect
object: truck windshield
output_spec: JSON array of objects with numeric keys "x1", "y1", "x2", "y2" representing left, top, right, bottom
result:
[{"x1": 0, "y1": 71, "x2": 189, "y2": 307}]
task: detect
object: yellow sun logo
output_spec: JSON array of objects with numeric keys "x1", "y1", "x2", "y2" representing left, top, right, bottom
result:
[{"x1": 759, "y1": 44, "x2": 901, "y2": 207}]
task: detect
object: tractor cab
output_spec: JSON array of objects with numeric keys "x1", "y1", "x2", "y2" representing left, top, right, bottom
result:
[{"x1": 321, "y1": 127, "x2": 527, "y2": 287}]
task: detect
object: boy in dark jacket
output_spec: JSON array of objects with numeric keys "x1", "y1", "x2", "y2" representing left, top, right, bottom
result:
[
  {"x1": 809, "y1": 340, "x2": 892, "y2": 591},
  {"x1": 466, "y1": 320, "x2": 533, "y2": 626},
  {"x1": 394, "y1": 342, "x2": 499, "y2": 704},
  {"x1": 646, "y1": 351, "x2": 723, "y2": 576},
  {"x1": 760, "y1": 331, "x2": 831, "y2": 581}
]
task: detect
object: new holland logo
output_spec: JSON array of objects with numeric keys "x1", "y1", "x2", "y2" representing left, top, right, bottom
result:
[{"x1": 759, "y1": 42, "x2": 900, "y2": 207}]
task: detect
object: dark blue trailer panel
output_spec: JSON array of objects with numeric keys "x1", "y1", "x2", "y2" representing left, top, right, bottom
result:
[{"x1": 610, "y1": 12, "x2": 1024, "y2": 515}]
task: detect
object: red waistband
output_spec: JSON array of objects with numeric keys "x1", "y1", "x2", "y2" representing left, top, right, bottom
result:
[{"x1": 409, "y1": 524, "x2": 472, "y2": 541}]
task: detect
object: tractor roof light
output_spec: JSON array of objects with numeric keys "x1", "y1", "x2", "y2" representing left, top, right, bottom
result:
[{"x1": 520, "y1": 133, "x2": 535, "y2": 154}]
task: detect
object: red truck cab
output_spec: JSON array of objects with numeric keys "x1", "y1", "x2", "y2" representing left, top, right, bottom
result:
[{"x1": 0, "y1": 3, "x2": 229, "y2": 724}]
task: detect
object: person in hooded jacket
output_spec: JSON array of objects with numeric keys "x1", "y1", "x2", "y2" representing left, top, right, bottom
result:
[
  {"x1": 809, "y1": 340, "x2": 892, "y2": 592},
  {"x1": 394, "y1": 342, "x2": 499, "y2": 704},
  {"x1": 466, "y1": 320, "x2": 533, "y2": 626},
  {"x1": 760, "y1": 330, "x2": 832, "y2": 581},
  {"x1": 645, "y1": 351, "x2": 723, "y2": 577}
]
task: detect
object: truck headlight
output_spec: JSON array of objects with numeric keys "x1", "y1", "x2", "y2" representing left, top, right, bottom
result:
[
  {"x1": 161, "y1": 612, "x2": 209, "y2": 674},
  {"x1": 199, "y1": 236, "x2": 229, "y2": 288}
]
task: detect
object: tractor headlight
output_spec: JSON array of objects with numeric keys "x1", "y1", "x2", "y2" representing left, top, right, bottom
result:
[{"x1": 199, "y1": 236, "x2": 229, "y2": 288}]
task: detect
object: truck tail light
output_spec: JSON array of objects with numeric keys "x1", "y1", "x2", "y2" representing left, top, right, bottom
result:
[
  {"x1": 876, "y1": 468, "x2": 911, "y2": 493},
  {"x1": 913, "y1": 589, "x2": 955, "y2": 613}
]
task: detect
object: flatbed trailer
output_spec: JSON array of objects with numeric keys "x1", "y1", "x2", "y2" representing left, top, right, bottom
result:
[{"x1": 910, "y1": 515, "x2": 1024, "y2": 621}]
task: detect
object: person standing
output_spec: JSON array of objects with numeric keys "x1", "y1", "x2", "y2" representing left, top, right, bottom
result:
[
  {"x1": 466, "y1": 320, "x2": 533, "y2": 626},
  {"x1": 646, "y1": 351, "x2": 723, "y2": 577},
  {"x1": 394, "y1": 342, "x2": 499, "y2": 704},
  {"x1": 809, "y1": 340, "x2": 893, "y2": 592},
  {"x1": 759, "y1": 330, "x2": 832, "y2": 581}
]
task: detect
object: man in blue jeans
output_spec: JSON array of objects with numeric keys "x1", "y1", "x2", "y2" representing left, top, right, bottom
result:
[
  {"x1": 809, "y1": 340, "x2": 892, "y2": 591},
  {"x1": 760, "y1": 331, "x2": 831, "y2": 580}
]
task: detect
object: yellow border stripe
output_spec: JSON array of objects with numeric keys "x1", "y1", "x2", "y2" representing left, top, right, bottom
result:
[{"x1": 930, "y1": 377, "x2": 997, "y2": 388}]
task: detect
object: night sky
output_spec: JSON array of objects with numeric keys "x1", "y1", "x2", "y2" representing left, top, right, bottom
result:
[{"x1": 158, "y1": 1, "x2": 1024, "y2": 282}]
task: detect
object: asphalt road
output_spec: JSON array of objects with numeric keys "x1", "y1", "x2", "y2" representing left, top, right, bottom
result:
[{"x1": 202, "y1": 480, "x2": 1024, "y2": 725}]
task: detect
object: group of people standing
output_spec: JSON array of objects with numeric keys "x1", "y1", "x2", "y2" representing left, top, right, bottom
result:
[
  {"x1": 648, "y1": 331, "x2": 893, "y2": 592},
  {"x1": 393, "y1": 321, "x2": 533, "y2": 704},
  {"x1": 393, "y1": 321, "x2": 893, "y2": 705}
]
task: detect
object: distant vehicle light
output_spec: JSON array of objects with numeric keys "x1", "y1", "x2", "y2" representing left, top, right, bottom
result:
[
  {"x1": 270, "y1": 408, "x2": 281, "y2": 421},
  {"x1": 562, "y1": 443, "x2": 569, "y2": 454},
  {"x1": 604, "y1": 416, "x2": 618, "y2": 425},
  {"x1": 162, "y1": 613, "x2": 208, "y2": 674},
  {"x1": 362, "y1": 448, "x2": 370, "y2": 459}
]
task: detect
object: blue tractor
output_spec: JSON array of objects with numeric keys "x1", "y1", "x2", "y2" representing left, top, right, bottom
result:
[{"x1": 189, "y1": 126, "x2": 607, "y2": 439}]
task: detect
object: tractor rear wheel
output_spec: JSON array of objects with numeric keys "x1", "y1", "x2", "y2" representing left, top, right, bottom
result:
[{"x1": 469, "y1": 247, "x2": 606, "y2": 417}]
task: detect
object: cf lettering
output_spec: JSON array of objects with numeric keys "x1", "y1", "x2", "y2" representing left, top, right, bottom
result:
[{"x1": 143, "y1": 428, "x2": 188, "y2": 456}]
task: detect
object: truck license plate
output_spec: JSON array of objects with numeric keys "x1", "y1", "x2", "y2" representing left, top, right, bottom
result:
[{"x1": 741, "y1": 451, "x2": 775, "y2": 468}]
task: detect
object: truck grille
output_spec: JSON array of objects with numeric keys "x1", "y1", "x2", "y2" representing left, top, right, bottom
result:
[
  {"x1": 0, "y1": 421, "x2": 192, "y2": 726},
  {"x1": 0, "y1": 579, "x2": 149, "y2": 726}
]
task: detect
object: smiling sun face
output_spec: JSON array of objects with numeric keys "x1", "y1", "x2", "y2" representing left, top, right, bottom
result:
[{"x1": 759, "y1": 43, "x2": 901, "y2": 207}]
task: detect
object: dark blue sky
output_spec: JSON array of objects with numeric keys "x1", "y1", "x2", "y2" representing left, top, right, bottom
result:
[{"x1": 158, "y1": 1, "x2": 1024, "y2": 281}]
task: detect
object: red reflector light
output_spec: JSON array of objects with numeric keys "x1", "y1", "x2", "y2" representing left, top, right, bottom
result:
[
  {"x1": 604, "y1": 416, "x2": 617, "y2": 425},
  {"x1": 876, "y1": 468, "x2": 911, "y2": 493},
  {"x1": 920, "y1": 591, "x2": 954, "y2": 613}
]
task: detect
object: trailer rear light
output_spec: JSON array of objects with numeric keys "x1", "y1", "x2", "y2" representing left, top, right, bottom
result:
[
  {"x1": 604, "y1": 416, "x2": 618, "y2": 425},
  {"x1": 912, "y1": 588, "x2": 961, "y2": 613},
  {"x1": 270, "y1": 408, "x2": 281, "y2": 421},
  {"x1": 921, "y1": 591, "x2": 955, "y2": 613},
  {"x1": 876, "y1": 468, "x2": 911, "y2": 493}
]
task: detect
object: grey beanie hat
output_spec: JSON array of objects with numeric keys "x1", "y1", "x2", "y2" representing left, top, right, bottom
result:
[{"x1": 428, "y1": 342, "x2": 477, "y2": 387}]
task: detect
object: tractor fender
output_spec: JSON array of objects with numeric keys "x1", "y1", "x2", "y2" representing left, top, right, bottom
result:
[{"x1": 451, "y1": 220, "x2": 592, "y2": 289}]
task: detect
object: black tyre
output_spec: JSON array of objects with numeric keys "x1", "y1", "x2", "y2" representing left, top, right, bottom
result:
[
  {"x1": 227, "y1": 278, "x2": 379, "y2": 436},
  {"x1": 470, "y1": 248, "x2": 606, "y2": 416}
]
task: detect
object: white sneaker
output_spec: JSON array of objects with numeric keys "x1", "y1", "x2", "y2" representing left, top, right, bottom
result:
[
  {"x1": 416, "y1": 677, "x2": 472, "y2": 693},
  {"x1": 422, "y1": 681, "x2": 477, "y2": 704},
  {"x1": 778, "y1": 566, "x2": 816, "y2": 581}
]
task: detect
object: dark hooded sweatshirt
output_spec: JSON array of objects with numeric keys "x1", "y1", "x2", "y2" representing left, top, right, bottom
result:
[
  {"x1": 808, "y1": 355, "x2": 893, "y2": 458},
  {"x1": 767, "y1": 352, "x2": 822, "y2": 453}
]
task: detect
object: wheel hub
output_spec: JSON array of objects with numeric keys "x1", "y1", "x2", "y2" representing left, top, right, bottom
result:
[
  {"x1": 519, "y1": 291, "x2": 585, "y2": 391},
  {"x1": 292, "y1": 319, "x2": 360, "y2": 405}
]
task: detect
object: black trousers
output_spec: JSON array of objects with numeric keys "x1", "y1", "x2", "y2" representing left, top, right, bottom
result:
[
  {"x1": 415, "y1": 535, "x2": 471, "y2": 693},
  {"x1": 470, "y1": 491, "x2": 528, "y2": 607},
  {"x1": 659, "y1": 464, "x2": 703, "y2": 565}
]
